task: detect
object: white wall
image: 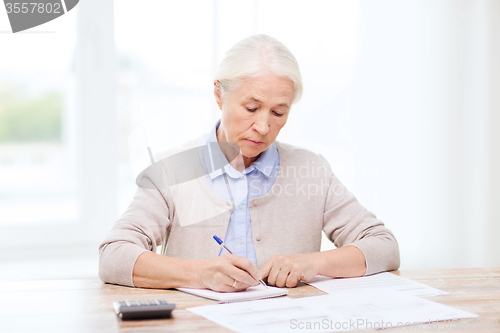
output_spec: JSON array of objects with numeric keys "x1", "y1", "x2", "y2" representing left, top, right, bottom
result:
[{"x1": 302, "y1": 0, "x2": 500, "y2": 269}]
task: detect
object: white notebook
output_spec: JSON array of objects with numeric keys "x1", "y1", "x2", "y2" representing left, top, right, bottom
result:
[{"x1": 177, "y1": 285, "x2": 288, "y2": 303}]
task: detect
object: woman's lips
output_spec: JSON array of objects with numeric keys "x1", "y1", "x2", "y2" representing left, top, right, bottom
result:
[{"x1": 245, "y1": 139, "x2": 264, "y2": 147}]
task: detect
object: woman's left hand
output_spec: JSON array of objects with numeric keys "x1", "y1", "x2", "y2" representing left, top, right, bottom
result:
[{"x1": 259, "y1": 253, "x2": 319, "y2": 288}]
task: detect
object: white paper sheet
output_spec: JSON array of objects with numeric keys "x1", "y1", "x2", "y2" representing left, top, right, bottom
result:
[
  {"x1": 188, "y1": 290, "x2": 478, "y2": 333},
  {"x1": 306, "y1": 272, "x2": 447, "y2": 297}
]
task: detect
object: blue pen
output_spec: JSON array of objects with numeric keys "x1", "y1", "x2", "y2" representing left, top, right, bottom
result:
[{"x1": 213, "y1": 235, "x2": 268, "y2": 288}]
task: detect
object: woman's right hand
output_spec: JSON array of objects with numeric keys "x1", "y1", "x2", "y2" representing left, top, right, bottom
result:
[{"x1": 198, "y1": 254, "x2": 261, "y2": 292}]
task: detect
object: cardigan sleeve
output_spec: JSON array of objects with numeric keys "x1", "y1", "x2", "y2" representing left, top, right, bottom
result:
[
  {"x1": 98, "y1": 167, "x2": 171, "y2": 287},
  {"x1": 320, "y1": 156, "x2": 400, "y2": 275}
]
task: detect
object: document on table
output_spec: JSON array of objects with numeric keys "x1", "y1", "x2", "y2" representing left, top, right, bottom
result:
[
  {"x1": 306, "y1": 272, "x2": 447, "y2": 297},
  {"x1": 188, "y1": 290, "x2": 478, "y2": 333}
]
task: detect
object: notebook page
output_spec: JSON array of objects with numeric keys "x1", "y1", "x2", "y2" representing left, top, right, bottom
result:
[{"x1": 177, "y1": 285, "x2": 288, "y2": 303}]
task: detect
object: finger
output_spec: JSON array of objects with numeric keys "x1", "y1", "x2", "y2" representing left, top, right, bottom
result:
[
  {"x1": 276, "y1": 268, "x2": 290, "y2": 288},
  {"x1": 229, "y1": 255, "x2": 260, "y2": 281},
  {"x1": 231, "y1": 280, "x2": 252, "y2": 291},
  {"x1": 285, "y1": 270, "x2": 301, "y2": 288},
  {"x1": 214, "y1": 271, "x2": 253, "y2": 293},
  {"x1": 223, "y1": 255, "x2": 259, "y2": 285},
  {"x1": 214, "y1": 271, "x2": 241, "y2": 292},
  {"x1": 266, "y1": 263, "x2": 282, "y2": 286},
  {"x1": 258, "y1": 259, "x2": 273, "y2": 281},
  {"x1": 220, "y1": 279, "x2": 245, "y2": 292},
  {"x1": 227, "y1": 265, "x2": 259, "y2": 287},
  {"x1": 219, "y1": 275, "x2": 253, "y2": 292},
  {"x1": 217, "y1": 255, "x2": 259, "y2": 287}
]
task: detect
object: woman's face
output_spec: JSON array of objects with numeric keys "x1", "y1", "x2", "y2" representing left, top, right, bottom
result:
[{"x1": 214, "y1": 74, "x2": 295, "y2": 163}]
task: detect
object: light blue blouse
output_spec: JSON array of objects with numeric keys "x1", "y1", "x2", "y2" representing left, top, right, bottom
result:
[{"x1": 199, "y1": 120, "x2": 280, "y2": 265}]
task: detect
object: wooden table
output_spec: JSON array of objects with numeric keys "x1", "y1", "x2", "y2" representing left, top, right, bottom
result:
[{"x1": 0, "y1": 268, "x2": 499, "y2": 332}]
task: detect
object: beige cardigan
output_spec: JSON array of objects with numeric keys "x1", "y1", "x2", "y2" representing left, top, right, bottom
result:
[{"x1": 99, "y1": 140, "x2": 400, "y2": 287}]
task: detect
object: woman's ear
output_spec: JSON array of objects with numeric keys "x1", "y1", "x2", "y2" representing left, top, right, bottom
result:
[{"x1": 214, "y1": 81, "x2": 223, "y2": 110}]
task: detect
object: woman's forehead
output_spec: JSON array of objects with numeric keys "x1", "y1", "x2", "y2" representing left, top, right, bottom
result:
[
  {"x1": 232, "y1": 76, "x2": 295, "y2": 103},
  {"x1": 239, "y1": 95, "x2": 291, "y2": 108}
]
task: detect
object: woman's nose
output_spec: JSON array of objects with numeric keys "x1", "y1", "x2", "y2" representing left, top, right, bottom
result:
[{"x1": 253, "y1": 112, "x2": 270, "y2": 135}]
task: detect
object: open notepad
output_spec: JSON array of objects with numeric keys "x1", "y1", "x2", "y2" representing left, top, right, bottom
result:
[{"x1": 177, "y1": 285, "x2": 288, "y2": 303}]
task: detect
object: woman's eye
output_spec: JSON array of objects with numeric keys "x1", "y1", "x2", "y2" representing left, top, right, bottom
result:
[
  {"x1": 273, "y1": 111, "x2": 284, "y2": 117},
  {"x1": 246, "y1": 108, "x2": 257, "y2": 112}
]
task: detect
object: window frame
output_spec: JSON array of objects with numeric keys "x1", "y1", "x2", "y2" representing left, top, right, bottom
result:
[{"x1": 0, "y1": 0, "x2": 118, "y2": 252}]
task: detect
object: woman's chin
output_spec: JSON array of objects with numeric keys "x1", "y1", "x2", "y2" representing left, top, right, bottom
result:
[{"x1": 240, "y1": 147, "x2": 264, "y2": 159}]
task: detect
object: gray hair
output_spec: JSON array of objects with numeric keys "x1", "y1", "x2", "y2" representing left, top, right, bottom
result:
[{"x1": 214, "y1": 34, "x2": 303, "y2": 103}]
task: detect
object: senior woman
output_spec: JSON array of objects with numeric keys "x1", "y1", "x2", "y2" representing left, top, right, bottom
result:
[{"x1": 99, "y1": 34, "x2": 400, "y2": 292}]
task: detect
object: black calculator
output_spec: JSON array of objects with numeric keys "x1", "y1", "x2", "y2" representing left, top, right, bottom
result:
[{"x1": 113, "y1": 299, "x2": 176, "y2": 320}]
